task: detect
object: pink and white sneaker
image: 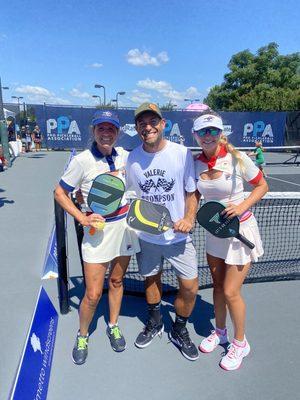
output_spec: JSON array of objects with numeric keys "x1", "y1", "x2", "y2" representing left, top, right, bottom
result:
[
  {"x1": 199, "y1": 329, "x2": 228, "y2": 353},
  {"x1": 220, "y1": 339, "x2": 250, "y2": 371}
]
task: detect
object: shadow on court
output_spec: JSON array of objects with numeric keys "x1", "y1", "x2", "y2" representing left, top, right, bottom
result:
[
  {"x1": 68, "y1": 275, "x2": 215, "y2": 338},
  {"x1": 0, "y1": 196, "x2": 14, "y2": 208},
  {"x1": 27, "y1": 153, "x2": 48, "y2": 159}
]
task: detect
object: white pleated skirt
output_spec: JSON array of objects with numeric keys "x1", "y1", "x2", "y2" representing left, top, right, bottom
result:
[
  {"x1": 82, "y1": 217, "x2": 140, "y2": 264},
  {"x1": 206, "y1": 215, "x2": 264, "y2": 265}
]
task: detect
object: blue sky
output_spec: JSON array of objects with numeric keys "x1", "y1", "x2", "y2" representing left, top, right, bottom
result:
[{"x1": 1, "y1": 0, "x2": 299, "y2": 108}]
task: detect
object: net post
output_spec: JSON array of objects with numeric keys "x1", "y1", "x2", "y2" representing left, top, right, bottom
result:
[
  {"x1": 71, "y1": 195, "x2": 86, "y2": 286},
  {"x1": 54, "y1": 196, "x2": 70, "y2": 314}
]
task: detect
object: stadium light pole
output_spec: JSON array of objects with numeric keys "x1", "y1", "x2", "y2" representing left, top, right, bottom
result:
[
  {"x1": 184, "y1": 98, "x2": 200, "y2": 104},
  {"x1": 11, "y1": 95, "x2": 23, "y2": 107},
  {"x1": 115, "y1": 91, "x2": 125, "y2": 109},
  {"x1": 0, "y1": 77, "x2": 11, "y2": 167},
  {"x1": 94, "y1": 84, "x2": 106, "y2": 106},
  {"x1": 92, "y1": 95, "x2": 102, "y2": 105},
  {"x1": 11, "y1": 96, "x2": 24, "y2": 126}
]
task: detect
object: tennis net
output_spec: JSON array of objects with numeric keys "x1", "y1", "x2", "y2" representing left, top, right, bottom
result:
[{"x1": 121, "y1": 192, "x2": 300, "y2": 294}]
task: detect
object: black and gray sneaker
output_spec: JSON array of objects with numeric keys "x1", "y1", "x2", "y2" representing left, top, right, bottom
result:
[
  {"x1": 169, "y1": 326, "x2": 199, "y2": 361},
  {"x1": 106, "y1": 325, "x2": 126, "y2": 352},
  {"x1": 72, "y1": 331, "x2": 89, "y2": 365},
  {"x1": 135, "y1": 319, "x2": 164, "y2": 348}
]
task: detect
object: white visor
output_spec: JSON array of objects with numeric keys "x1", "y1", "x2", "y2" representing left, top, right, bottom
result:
[{"x1": 193, "y1": 114, "x2": 224, "y2": 131}]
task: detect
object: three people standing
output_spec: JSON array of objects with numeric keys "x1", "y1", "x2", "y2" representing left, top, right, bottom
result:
[{"x1": 55, "y1": 104, "x2": 267, "y2": 371}]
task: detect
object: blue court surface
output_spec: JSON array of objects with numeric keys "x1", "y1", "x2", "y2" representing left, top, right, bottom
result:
[{"x1": 1, "y1": 151, "x2": 299, "y2": 400}]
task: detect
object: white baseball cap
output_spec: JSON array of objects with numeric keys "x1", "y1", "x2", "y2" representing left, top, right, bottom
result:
[{"x1": 193, "y1": 114, "x2": 224, "y2": 131}]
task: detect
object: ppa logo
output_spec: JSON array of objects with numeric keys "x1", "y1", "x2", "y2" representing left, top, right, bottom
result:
[
  {"x1": 243, "y1": 121, "x2": 274, "y2": 143},
  {"x1": 122, "y1": 124, "x2": 138, "y2": 137},
  {"x1": 46, "y1": 116, "x2": 82, "y2": 142},
  {"x1": 164, "y1": 120, "x2": 184, "y2": 144},
  {"x1": 31, "y1": 333, "x2": 43, "y2": 355}
]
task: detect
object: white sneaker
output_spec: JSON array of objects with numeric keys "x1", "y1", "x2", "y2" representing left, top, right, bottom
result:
[
  {"x1": 199, "y1": 330, "x2": 228, "y2": 353},
  {"x1": 220, "y1": 339, "x2": 250, "y2": 371}
]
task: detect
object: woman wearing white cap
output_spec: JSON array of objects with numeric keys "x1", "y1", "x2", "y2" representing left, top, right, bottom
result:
[
  {"x1": 193, "y1": 110, "x2": 268, "y2": 370},
  {"x1": 55, "y1": 110, "x2": 140, "y2": 364}
]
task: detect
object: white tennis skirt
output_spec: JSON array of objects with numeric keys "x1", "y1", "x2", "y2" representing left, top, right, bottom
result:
[
  {"x1": 206, "y1": 215, "x2": 264, "y2": 265},
  {"x1": 82, "y1": 217, "x2": 140, "y2": 264}
]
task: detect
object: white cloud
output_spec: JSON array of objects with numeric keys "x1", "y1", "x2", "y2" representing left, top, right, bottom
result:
[
  {"x1": 69, "y1": 88, "x2": 91, "y2": 99},
  {"x1": 89, "y1": 62, "x2": 103, "y2": 68},
  {"x1": 137, "y1": 78, "x2": 172, "y2": 92},
  {"x1": 16, "y1": 85, "x2": 53, "y2": 97},
  {"x1": 49, "y1": 97, "x2": 71, "y2": 105},
  {"x1": 15, "y1": 85, "x2": 71, "y2": 104},
  {"x1": 157, "y1": 51, "x2": 169, "y2": 63},
  {"x1": 185, "y1": 86, "x2": 200, "y2": 97},
  {"x1": 126, "y1": 49, "x2": 169, "y2": 67},
  {"x1": 135, "y1": 79, "x2": 202, "y2": 106},
  {"x1": 129, "y1": 90, "x2": 152, "y2": 104}
]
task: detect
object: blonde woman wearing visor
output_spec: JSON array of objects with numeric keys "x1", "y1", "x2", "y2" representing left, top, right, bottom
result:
[{"x1": 193, "y1": 111, "x2": 268, "y2": 371}]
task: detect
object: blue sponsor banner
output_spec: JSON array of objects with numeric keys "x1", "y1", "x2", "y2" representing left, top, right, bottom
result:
[
  {"x1": 42, "y1": 224, "x2": 58, "y2": 279},
  {"x1": 33, "y1": 104, "x2": 287, "y2": 150},
  {"x1": 10, "y1": 287, "x2": 58, "y2": 400}
]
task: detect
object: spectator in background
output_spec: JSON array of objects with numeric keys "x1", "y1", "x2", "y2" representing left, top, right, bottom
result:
[
  {"x1": 0, "y1": 146, "x2": 9, "y2": 172},
  {"x1": 20, "y1": 126, "x2": 27, "y2": 152},
  {"x1": 32, "y1": 125, "x2": 43, "y2": 152},
  {"x1": 24, "y1": 125, "x2": 32, "y2": 152},
  {"x1": 248, "y1": 140, "x2": 267, "y2": 177},
  {"x1": 16, "y1": 135, "x2": 23, "y2": 154},
  {"x1": 8, "y1": 126, "x2": 19, "y2": 157}
]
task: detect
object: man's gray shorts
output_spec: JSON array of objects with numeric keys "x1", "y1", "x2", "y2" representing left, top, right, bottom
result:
[{"x1": 136, "y1": 238, "x2": 198, "y2": 279}]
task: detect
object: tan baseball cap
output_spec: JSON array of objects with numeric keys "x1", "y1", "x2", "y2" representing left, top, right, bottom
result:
[{"x1": 134, "y1": 102, "x2": 163, "y2": 121}]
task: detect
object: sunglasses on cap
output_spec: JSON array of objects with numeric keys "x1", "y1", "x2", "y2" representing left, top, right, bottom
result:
[{"x1": 193, "y1": 128, "x2": 221, "y2": 137}]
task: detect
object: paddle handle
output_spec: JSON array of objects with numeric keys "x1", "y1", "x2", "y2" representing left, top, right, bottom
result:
[{"x1": 236, "y1": 233, "x2": 255, "y2": 249}]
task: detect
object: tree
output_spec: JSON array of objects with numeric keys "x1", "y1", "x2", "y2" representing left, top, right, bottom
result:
[
  {"x1": 95, "y1": 102, "x2": 116, "y2": 110},
  {"x1": 204, "y1": 42, "x2": 300, "y2": 111},
  {"x1": 160, "y1": 101, "x2": 177, "y2": 111}
]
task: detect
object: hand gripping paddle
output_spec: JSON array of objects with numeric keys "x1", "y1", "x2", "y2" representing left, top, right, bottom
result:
[
  {"x1": 87, "y1": 173, "x2": 125, "y2": 235},
  {"x1": 196, "y1": 201, "x2": 255, "y2": 249},
  {"x1": 126, "y1": 199, "x2": 173, "y2": 235}
]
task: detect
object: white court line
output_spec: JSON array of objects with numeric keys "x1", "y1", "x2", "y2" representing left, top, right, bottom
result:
[{"x1": 268, "y1": 176, "x2": 300, "y2": 187}]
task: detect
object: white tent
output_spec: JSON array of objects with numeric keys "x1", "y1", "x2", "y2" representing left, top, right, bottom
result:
[{"x1": 3, "y1": 108, "x2": 16, "y2": 118}]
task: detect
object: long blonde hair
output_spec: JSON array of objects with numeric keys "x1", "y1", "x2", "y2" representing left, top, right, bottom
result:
[{"x1": 219, "y1": 134, "x2": 245, "y2": 172}]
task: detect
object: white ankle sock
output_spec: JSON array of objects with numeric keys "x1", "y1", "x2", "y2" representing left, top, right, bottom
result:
[{"x1": 233, "y1": 337, "x2": 246, "y2": 347}]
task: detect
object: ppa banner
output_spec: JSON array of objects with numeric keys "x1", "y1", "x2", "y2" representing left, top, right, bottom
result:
[
  {"x1": 33, "y1": 105, "x2": 287, "y2": 150},
  {"x1": 10, "y1": 287, "x2": 58, "y2": 400}
]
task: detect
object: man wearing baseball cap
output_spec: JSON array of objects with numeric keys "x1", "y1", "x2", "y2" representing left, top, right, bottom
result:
[
  {"x1": 126, "y1": 102, "x2": 199, "y2": 361},
  {"x1": 55, "y1": 109, "x2": 140, "y2": 364}
]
